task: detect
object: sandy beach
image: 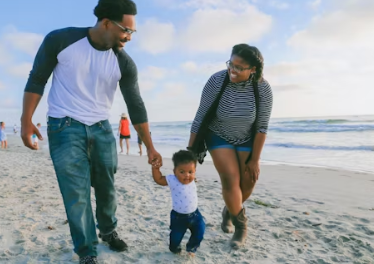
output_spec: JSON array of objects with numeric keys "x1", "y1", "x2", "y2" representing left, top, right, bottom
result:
[{"x1": 0, "y1": 135, "x2": 373, "y2": 264}]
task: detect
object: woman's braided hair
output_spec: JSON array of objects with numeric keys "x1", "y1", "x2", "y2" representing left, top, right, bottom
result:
[{"x1": 231, "y1": 44, "x2": 264, "y2": 83}]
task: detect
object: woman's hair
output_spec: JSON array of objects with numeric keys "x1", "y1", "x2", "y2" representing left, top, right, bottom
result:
[
  {"x1": 231, "y1": 44, "x2": 264, "y2": 82},
  {"x1": 94, "y1": 0, "x2": 137, "y2": 22}
]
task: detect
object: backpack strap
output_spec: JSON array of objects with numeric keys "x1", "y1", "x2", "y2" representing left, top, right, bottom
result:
[
  {"x1": 191, "y1": 72, "x2": 230, "y2": 163},
  {"x1": 245, "y1": 80, "x2": 260, "y2": 164}
]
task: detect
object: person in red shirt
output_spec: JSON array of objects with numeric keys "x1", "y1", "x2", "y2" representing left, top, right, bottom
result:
[{"x1": 118, "y1": 113, "x2": 131, "y2": 154}]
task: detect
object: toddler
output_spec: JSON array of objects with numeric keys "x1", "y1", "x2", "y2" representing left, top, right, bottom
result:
[{"x1": 152, "y1": 150, "x2": 205, "y2": 255}]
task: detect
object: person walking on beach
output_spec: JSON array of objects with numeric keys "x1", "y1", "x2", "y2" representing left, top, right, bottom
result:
[
  {"x1": 188, "y1": 44, "x2": 273, "y2": 249},
  {"x1": 13, "y1": 124, "x2": 18, "y2": 134},
  {"x1": 137, "y1": 131, "x2": 151, "y2": 156},
  {"x1": 20, "y1": 0, "x2": 162, "y2": 263},
  {"x1": 0, "y1": 122, "x2": 7, "y2": 149},
  {"x1": 152, "y1": 150, "x2": 205, "y2": 256},
  {"x1": 118, "y1": 113, "x2": 130, "y2": 154}
]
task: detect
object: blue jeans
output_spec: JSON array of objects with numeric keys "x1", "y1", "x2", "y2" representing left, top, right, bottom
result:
[
  {"x1": 47, "y1": 117, "x2": 118, "y2": 257},
  {"x1": 169, "y1": 209, "x2": 205, "y2": 253}
]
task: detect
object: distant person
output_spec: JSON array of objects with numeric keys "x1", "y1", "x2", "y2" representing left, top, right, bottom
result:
[
  {"x1": 0, "y1": 122, "x2": 7, "y2": 149},
  {"x1": 13, "y1": 124, "x2": 18, "y2": 134},
  {"x1": 32, "y1": 123, "x2": 42, "y2": 149},
  {"x1": 20, "y1": 0, "x2": 162, "y2": 262},
  {"x1": 137, "y1": 131, "x2": 151, "y2": 156},
  {"x1": 188, "y1": 44, "x2": 273, "y2": 249},
  {"x1": 118, "y1": 113, "x2": 130, "y2": 154},
  {"x1": 152, "y1": 150, "x2": 205, "y2": 256}
]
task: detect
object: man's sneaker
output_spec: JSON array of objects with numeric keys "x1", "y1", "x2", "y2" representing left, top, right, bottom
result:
[
  {"x1": 79, "y1": 256, "x2": 98, "y2": 264},
  {"x1": 99, "y1": 231, "x2": 128, "y2": 252}
]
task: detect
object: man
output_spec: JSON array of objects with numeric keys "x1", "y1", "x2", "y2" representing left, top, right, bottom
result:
[{"x1": 20, "y1": 0, "x2": 162, "y2": 263}]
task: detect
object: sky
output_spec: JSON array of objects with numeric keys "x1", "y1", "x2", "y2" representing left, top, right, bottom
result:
[{"x1": 0, "y1": 0, "x2": 373, "y2": 125}]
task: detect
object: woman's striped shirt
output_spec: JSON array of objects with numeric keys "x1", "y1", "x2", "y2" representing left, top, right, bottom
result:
[{"x1": 191, "y1": 70, "x2": 273, "y2": 145}]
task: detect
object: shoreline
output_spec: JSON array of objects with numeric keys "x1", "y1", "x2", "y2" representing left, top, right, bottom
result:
[
  {"x1": 6, "y1": 134, "x2": 374, "y2": 175},
  {"x1": 1, "y1": 136, "x2": 373, "y2": 263}
]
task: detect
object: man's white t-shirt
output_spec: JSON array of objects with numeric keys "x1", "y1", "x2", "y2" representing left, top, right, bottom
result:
[{"x1": 166, "y1": 175, "x2": 198, "y2": 214}]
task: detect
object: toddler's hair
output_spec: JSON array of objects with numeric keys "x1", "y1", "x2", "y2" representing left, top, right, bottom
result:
[
  {"x1": 37, "y1": 123, "x2": 41, "y2": 126},
  {"x1": 172, "y1": 150, "x2": 197, "y2": 168}
]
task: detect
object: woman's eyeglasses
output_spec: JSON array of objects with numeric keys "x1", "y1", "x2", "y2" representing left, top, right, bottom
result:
[{"x1": 226, "y1": 60, "x2": 251, "y2": 73}]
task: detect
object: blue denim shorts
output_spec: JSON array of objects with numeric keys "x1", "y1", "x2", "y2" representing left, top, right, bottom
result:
[{"x1": 205, "y1": 131, "x2": 252, "y2": 152}]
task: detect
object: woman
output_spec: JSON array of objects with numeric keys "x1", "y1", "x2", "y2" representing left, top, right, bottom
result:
[
  {"x1": 118, "y1": 113, "x2": 131, "y2": 154},
  {"x1": 188, "y1": 44, "x2": 273, "y2": 248}
]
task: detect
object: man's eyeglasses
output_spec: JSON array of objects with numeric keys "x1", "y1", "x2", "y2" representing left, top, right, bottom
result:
[
  {"x1": 226, "y1": 60, "x2": 251, "y2": 73},
  {"x1": 111, "y1": 20, "x2": 136, "y2": 35}
]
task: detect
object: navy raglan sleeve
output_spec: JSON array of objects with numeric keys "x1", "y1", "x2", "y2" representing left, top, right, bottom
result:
[
  {"x1": 117, "y1": 51, "x2": 148, "y2": 125},
  {"x1": 24, "y1": 31, "x2": 59, "y2": 96}
]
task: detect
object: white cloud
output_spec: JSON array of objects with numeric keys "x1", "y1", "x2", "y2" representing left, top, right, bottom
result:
[
  {"x1": 144, "y1": 82, "x2": 201, "y2": 122},
  {"x1": 141, "y1": 66, "x2": 167, "y2": 80},
  {"x1": 153, "y1": 0, "x2": 251, "y2": 10},
  {"x1": 287, "y1": 1, "x2": 374, "y2": 58},
  {"x1": 308, "y1": 0, "x2": 322, "y2": 9},
  {"x1": 162, "y1": 82, "x2": 186, "y2": 96},
  {"x1": 8, "y1": 62, "x2": 32, "y2": 79},
  {"x1": 138, "y1": 66, "x2": 169, "y2": 92},
  {"x1": 0, "y1": 81, "x2": 4, "y2": 90},
  {"x1": 265, "y1": 0, "x2": 374, "y2": 117},
  {"x1": 181, "y1": 61, "x2": 225, "y2": 76},
  {"x1": 0, "y1": 97, "x2": 17, "y2": 108},
  {"x1": 2, "y1": 26, "x2": 43, "y2": 57},
  {"x1": 0, "y1": 44, "x2": 12, "y2": 65},
  {"x1": 180, "y1": 6, "x2": 272, "y2": 53},
  {"x1": 269, "y1": 1, "x2": 290, "y2": 10},
  {"x1": 136, "y1": 18, "x2": 175, "y2": 55},
  {"x1": 142, "y1": 1, "x2": 272, "y2": 54},
  {"x1": 138, "y1": 80, "x2": 156, "y2": 92}
]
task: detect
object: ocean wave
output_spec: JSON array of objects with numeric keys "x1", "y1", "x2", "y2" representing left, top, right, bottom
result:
[
  {"x1": 274, "y1": 118, "x2": 374, "y2": 125},
  {"x1": 151, "y1": 123, "x2": 192, "y2": 129},
  {"x1": 268, "y1": 143, "x2": 374, "y2": 152},
  {"x1": 269, "y1": 124, "x2": 374, "y2": 133}
]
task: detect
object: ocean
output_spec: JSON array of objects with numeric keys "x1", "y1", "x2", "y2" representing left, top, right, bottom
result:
[{"x1": 5, "y1": 115, "x2": 374, "y2": 173}]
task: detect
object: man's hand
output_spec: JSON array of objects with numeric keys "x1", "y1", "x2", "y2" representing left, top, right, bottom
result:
[
  {"x1": 245, "y1": 159, "x2": 260, "y2": 183},
  {"x1": 21, "y1": 120, "x2": 43, "y2": 150},
  {"x1": 147, "y1": 147, "x2": 163, "y2": 167}
]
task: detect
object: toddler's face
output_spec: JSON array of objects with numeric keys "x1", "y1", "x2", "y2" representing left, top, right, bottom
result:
[{"x1": 173, "y1": 162, "x2": 196, "y2": 185}]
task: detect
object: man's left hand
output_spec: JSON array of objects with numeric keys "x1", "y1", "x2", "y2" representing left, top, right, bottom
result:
[{"x1": 147, "y1": 148, "x2": 163, "y2": 167}]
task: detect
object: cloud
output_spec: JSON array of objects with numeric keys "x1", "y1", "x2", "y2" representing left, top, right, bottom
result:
[
  {"x1": 8, "y1": 62, "x2": 32, "y2": 79},
  {"x1": 153, "y1": 0, "x2": 251, "y2": 10},
  {"x1": 0, "y1": 81, "x2": 4, "y2": 90},
  {"x1": 144, "y1": 82, "x2": 201, "y2": 122},
  {"x1": 138, "y1": 66, "x2": 169, "y2": 92},
  {"x1": 265, "y1": 0, "x2": 374, "y2": 117},
  {"x1": 136, "y1": 18, "x2": 175, "y2": 55},
  {"x1": 0, "y1": 96, "x2": 18, "y2": 108},
  {"x1": 308, "y1": 0, "x2": 322, "y2": 9},
  {"x1": 2, "y1": 26, "x2": 43, "y2": 57},
  {"x1": 181, "y1": 61, "x2": 225, "y2": 75},
  {"x1": 0, "y1": 44, "x2": 12, "y2": 65},
  {"x1": 141, "y1": 1, "x2": 272, "y2": 54},
  {"x1": 287, "y1": 1, "x2": 374, "y2": 58},
  {"x1": 180, "y1": 6, "x2": 272, "y2": 53},
  {"x1": 141, "y1": 66, "x2": 167, "y2": 80},
  {"x1": 269, "y1": 1, "x2": 290, "y2": 10}
]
